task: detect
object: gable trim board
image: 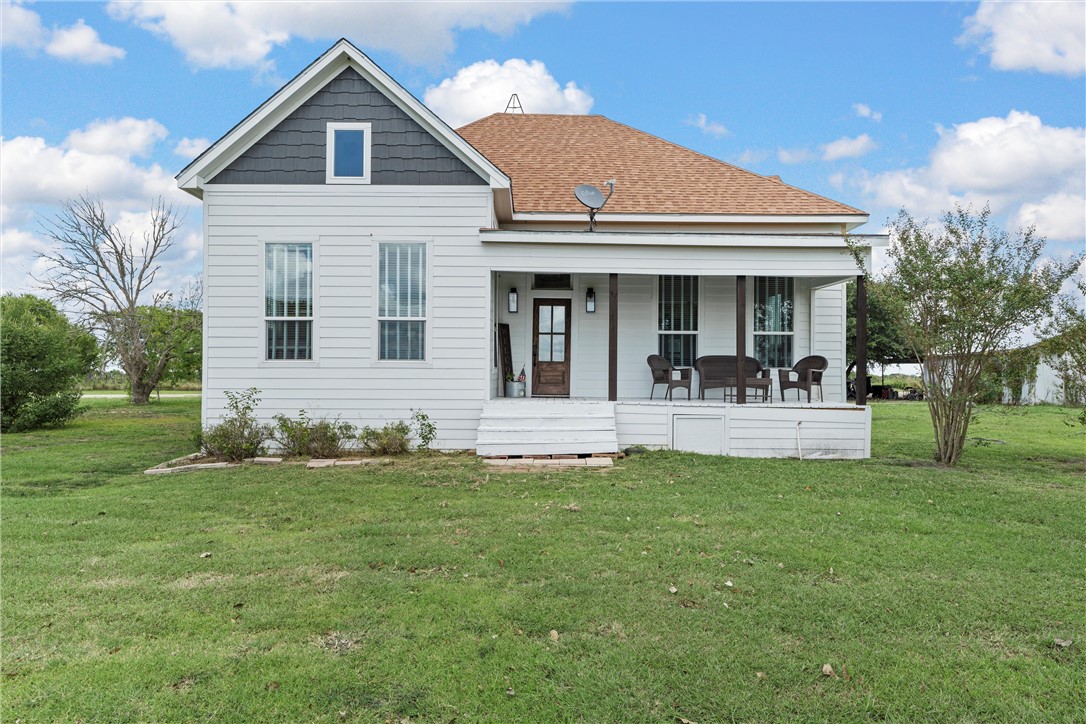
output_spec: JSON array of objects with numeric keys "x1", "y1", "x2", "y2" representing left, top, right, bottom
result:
[{"x1": 177, "y1": 38, "x2": 509, "y2": 197}]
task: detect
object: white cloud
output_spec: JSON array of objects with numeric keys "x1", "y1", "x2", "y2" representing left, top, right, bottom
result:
[
  {"x1": 828, "y1": 172, "x2": 845, "y2": 190},
  {"x1": 64, "y1": 117, "x2": 168, "y2": 158},
  {"x1": 0, "y1": 116, "x2": 202, "y2": 296},
  {"x1": 173, "y1": 137, "x2": 211, "y2": 159},
  {"x1": 777, "y1": 147, "x2": 813, "y2": 164},
  {"x1": 960, "y1": 0, "x2": 1085, "y2": 76},
  {"x1": 1, "y1": 2, "x2": 124, "y2": 64},
  {"x1": 853, "y1": 103, "x2": 882, "y2": 122},
  {"x1": 822, "y1": 134, "x2": 877, "y2": 161},
  {"x1": 735, "y1": 149, "x2": 769, "y2": 166},
  {"x1": 45, "y1": 19, "x2": 125, "y2": 64},
  {"x1": 108, "y1": 0, "x2": 569, "y2": 71},
  {"x1": 686, "y1": 113, "x2": 729, "y2": 138},
  {"x1": 0, "y1": 1, "x2": 45, "y2": 49},
  {"x1": 861, "y1": 110, "x2": 1085, "y2": 242},
  {"x1": 1013, "y1": 192, "x2": 1086, "y2": 241},
  {"x1": 423, "y1": 58, "x2": 593, "y2": 128}
]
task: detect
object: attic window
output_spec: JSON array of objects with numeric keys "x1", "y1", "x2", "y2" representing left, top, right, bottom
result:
[{"x1": 326, "y1": 122, "x2": 371, "y2": 184}]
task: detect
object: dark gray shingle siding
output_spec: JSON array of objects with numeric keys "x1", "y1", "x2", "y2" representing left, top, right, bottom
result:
[{"x1": 210, "y1": 68, "x2": 486, "y2": 186}]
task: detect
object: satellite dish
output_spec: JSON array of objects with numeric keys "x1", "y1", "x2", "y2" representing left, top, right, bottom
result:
[
  {"x1": 573, "y1": 180, "x2": 615, "y2": 232},
  {"x1": 574, "y1": 184, "x2": 606, "y2": 210}
]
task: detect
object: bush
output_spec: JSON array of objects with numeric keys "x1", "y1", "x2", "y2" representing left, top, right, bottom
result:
[
  {"x1": 358, "y1": 421, "x2": 412, "y2": 455},
  {"x1": 200, "y1": 388, "x2": 271, "y2": 461},
  {"x1": 272, "y1": 410, "x2": 357, "y2": 458},
  {"x1": 411, "y1": 409, "x2": 437, "y2": 450},
  {"x1": 358, "y1": 410, "x2": 438, "y2": 455},
  {"x1": 1, "y1": 294, "x2": 97, "y2": 432}
]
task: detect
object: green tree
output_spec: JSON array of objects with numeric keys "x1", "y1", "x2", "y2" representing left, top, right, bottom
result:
[
  {"x1": 35, "y1": 195, "x2": 201, "y2": 404},
  {"x1": 846, "y1": 278, "x2": 912, "y2": 378},
  {"x1": 1, "y1": 294, "x2": 98, "y2": 432},
  {"x1": 879, "y1": 206, "x2": 1081, "y2": 465}
]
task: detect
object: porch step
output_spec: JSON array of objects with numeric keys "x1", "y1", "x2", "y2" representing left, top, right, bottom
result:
[{"x1": 476, "y1": 400, "x2": 619, "y2": 457}]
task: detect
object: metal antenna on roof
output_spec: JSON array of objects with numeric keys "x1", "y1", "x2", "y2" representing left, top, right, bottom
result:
[
  {"x1": 505, "y1": 94, "x2": 524, "y2": 114},
  {"x1": 573, "y1": 179, "x2": 615, "y2": 232}
]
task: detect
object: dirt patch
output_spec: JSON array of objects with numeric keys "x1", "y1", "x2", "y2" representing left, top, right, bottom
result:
[{"x1": 171, "y1": 572, "x2": 236, "y2": 589}]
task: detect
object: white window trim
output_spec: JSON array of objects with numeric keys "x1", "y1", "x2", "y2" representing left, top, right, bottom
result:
[
  {"x1": 259, "y1": 238, "x2": 319, "y2": 367},
  {"x1": 373, "y1": 238, "x2": 433, "y2": 366},
  {"x1": 655, "y1": 274, "x2": 700, "y2": 367},
  {"x1": 326, "y1": 122, "x2": 372, "y2": 184}
]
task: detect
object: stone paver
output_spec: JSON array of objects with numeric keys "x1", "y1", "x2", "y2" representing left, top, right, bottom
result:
[
  {"x1": 306, "y1": 459, "x2": 336, "y2": 469},
  {"x1": 254, "y1": 457, "x2": 283, "y2": 465}
]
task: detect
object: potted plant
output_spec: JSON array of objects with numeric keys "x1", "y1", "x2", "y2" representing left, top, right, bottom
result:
[{"x1": 505, "y1": 367, "x2": 526, "y2": 397}]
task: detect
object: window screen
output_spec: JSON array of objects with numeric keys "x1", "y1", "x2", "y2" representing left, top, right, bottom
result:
[
  {"x1": 265, "y1": 243, "x2": 313, "y2": 360},
  {"x1": 379, "y1": 242, "x2": 427, "y2": 361},
  {"x1": 754, "y1": 276, "x2": 794, "y2": 368},
  {"x1": 658, "y1": 275, "x2": 698, "y2": 367}
]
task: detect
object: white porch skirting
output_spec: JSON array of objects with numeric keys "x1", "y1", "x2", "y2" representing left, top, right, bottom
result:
[{"x1": 476, "y1": 399, "x2": 871, "y2": 459}]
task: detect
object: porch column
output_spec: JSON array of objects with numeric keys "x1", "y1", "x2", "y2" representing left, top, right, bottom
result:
[
  {"x1": 736, "y1": 275, "x2": 747, "y2": 404},
  {"x1": 608, "y1": 273, "x2": 618, "y2": 402},
  {"x1": 855, "y1": 275, "x2": 868, "y2": 406}
]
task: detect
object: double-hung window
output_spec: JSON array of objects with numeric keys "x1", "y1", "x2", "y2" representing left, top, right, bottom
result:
[
  {"x1": 265, "y1": 243, "x2": 313, "y2": 360},
  {"x1": 378, "y1": 242, "x2": 427, "y2": 361},
  {"x1": 658, "y1": 275, "x2": 698, "y2": 367},
  {"x1": 754, "y1": 276, "x2": 794, "y2": 368},
  {"x1": 326, "y1": 122, "x2": 371, "y2": 183}
]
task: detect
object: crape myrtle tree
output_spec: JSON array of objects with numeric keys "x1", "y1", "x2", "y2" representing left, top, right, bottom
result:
[
  {"x1": 36, "y1": 195, "x2": 202, "y2": 405},
  {"x1": 0, "y1": 294, "x2": 98, "y2": 431},
  {"x1": 877, "y1": 205, "x2": 1081, "y2": 465}
]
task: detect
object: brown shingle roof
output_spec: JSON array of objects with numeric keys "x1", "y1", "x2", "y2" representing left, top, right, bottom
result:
[{"x1": 456, "y1": 114, "x2": 865, "y2": 216}]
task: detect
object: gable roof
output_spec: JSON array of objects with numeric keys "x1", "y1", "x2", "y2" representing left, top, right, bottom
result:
[
  {"x1": 457, "y1": 113, "x2": 864, "y2": 217},
  {"x1": 176, "y1": 39, "x2": 509, "y2": 196}
]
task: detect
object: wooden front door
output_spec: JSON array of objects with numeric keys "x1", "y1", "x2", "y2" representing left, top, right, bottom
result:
[{"x1": 532, "y1": 299, "x2": 571, "y2": 397}]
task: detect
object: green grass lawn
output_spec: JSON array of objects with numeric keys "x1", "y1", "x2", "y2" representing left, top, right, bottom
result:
[{"x1": 3, "y1": 399, "x2": 1084, "y2": 722}]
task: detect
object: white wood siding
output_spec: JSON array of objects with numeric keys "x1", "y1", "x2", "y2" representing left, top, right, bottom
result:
[
  {"x1": 615, "y1": 402, "x2": 870, "y2": 459},
  {"x1": 203, "y1": 186, "x2": 493, "y2": 448},
  {"x1": 810, "y1": 282, "x2": 848, "y2": 402}
]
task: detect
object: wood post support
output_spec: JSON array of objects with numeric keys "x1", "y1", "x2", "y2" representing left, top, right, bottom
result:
[
  {"x1": 608, "y1": 273, "x2": 618, "y2": 402},
  {"x1": 856, "y1": 275, "x2": 868, "y2": 406},
  {"x1": 736, "y1": 275, "x2": 747, "y2": 405}
]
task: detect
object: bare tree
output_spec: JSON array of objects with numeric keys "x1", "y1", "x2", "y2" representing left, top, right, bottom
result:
[{"x1": 36, "y1": 195, "x2": 202, "y2": 405}]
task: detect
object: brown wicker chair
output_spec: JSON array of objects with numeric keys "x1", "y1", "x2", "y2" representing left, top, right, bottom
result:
[
  {"x1": 694, "y1": 355, "x2": 773, "y2": 402},
  {"x1": 647, "y1": 354, "x2": 692, "y2": 400},
  {"x1": 778, "y1": 355, "x2": 828, "y2": 402}
]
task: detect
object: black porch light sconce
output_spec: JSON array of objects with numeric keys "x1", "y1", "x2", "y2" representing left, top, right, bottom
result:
[
  {"x1": 508, "y1": 287, "x2": 518, "y2": 314},
  {"x1": 585, "y1": 287, "x2": 596, "y2": 313}
]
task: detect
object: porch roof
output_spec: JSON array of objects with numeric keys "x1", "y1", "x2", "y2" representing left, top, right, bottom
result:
[{"x1": 480, "y1": 229, "x2": 890, "y2": 249}]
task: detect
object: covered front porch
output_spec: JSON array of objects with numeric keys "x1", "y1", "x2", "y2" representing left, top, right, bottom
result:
[{"x1": 477, "y1": 229, "x2": 881, "y2": 458}]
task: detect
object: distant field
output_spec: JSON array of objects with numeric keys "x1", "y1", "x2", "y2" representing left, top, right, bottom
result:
[{"x1": 3, "y1": 398, "x2": 1084, "y2": 721}]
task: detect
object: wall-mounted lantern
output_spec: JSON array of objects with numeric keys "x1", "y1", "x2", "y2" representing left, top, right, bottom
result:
[
  {"x1": 508, "y1": 287, "x2": 518, "y2": 313},
  {"x1": 585, "y1": 287, "x2": 596, "y2": 313}
]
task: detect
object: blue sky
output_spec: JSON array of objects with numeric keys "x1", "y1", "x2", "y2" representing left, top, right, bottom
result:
[{"x1": 2, "y1": 1, "x2": 1084, "y2": 296}]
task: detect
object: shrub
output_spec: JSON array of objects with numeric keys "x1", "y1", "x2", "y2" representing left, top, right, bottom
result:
[
  {"x1": 411, "y1": 409, "x2": 437, "y2": 450},
  {"x1": 272, "y1": 410, "x2": 313, "y2": 457},
  {"x1": 1, "y1": 294, "x2": 97, "y2": 432},
  {"x1": 357, "y1": 410, "x2": 438, "y2": 455},
  {"x1": 358, "y1": 421, "x2": 412, "y2": 455},
  {"x1": 200, "y1": 388, "x2": 271, "y2": 461},
  {"x1": 308, "y1": 418, "x2": 357, "y2": 458},
  {"x1": 272, "y1": 410, "x2": 357, "y2": 458}
]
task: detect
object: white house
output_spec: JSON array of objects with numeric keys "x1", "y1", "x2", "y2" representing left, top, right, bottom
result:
[{"x1": 178, "y1": 39, "x2": 887, "y2": 459}]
